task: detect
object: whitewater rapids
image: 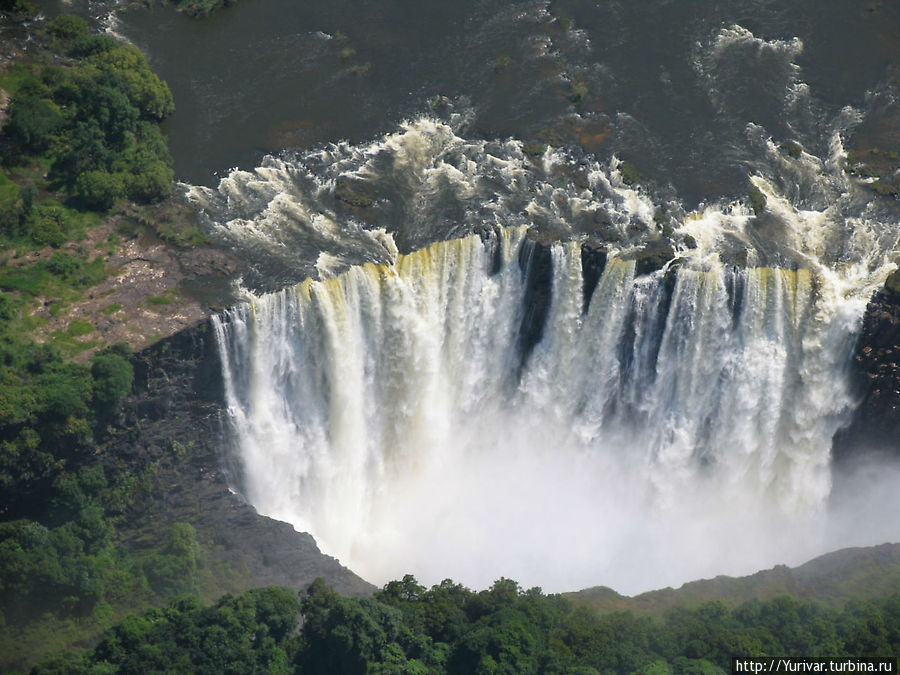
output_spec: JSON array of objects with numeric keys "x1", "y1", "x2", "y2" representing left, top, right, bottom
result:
[{"x1": 212, "y1": 218, "x2": 896, "y2": 593}]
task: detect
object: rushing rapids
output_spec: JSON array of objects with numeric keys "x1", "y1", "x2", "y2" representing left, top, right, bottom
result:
[{"x1": 196, "y1": 15, "x2": 900, "y2": 593}]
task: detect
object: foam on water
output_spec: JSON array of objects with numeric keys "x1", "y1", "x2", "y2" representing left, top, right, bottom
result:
[{"x1": 212, "y1": 165, "x2": 897, "y2": 591}]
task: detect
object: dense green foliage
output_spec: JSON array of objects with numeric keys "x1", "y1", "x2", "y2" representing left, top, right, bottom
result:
[
  {"x1": 1, "y1": 13, "x2": 174, "y2": 226},
  {"x1": 0, "y1": 331, "x2": 141, "y2": 611},
  {"x1": 0, "y1": 19, "x2": 212, "y2": 670},
  {"x1": 31, "y1": 577, "x2": 900, "y2": 674},
  {"x1": 169, "y1": 0, "x2": 238, "y2": 18}
]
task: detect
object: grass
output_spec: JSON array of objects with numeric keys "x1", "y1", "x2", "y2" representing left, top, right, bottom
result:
[
  {"x1": 20, "y1": 313, "x2": 48, "y2": 331},
  {"x1": 0, "y1": 254, "x2": 107, "y2": 298},
  {"x1": 50, "y1": 329, "x2": 100, "y2": 355},
  {"x1": 101, "y1": 302, "x2": 123, "y2": 315},
  {"x1": 146, "y1": 293, "x2": 176, "y2": 305},
  {"x1": 0, "y1": 61, "x2": 36, "y2": 97},
  {"x1": 66, "y1": 318, "x2": 93, "y2": 336},
  {"x1": 0, "y1": 264, "x2": 55, "y2": 296}
]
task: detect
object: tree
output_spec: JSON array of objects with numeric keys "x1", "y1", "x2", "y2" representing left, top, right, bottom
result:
[
  {"x1": 74, "y1": 170, "x2": 125, "y2": 210},
  {"x1": 6, "y1": 95, "x2": 63, "y2": 153},
  {"x1": 46, "y1": 14, "x2": 89, "y2": 40},
  {"x1": 91, "y1": 345, "x2": 133, "y2": 418}
]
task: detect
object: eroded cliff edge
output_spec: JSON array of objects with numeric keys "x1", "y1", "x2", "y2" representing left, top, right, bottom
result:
[
  {"x1": 834, "y1": 277, "x2": 900, "y2": 460},
  {"x1": 108, "y1": 322, "x2": 375, "y2": 599}
]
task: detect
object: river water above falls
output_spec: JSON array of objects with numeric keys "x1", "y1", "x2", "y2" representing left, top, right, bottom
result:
[{"x1": 108, "y1": 0, "x2": 900, "y2": 592}]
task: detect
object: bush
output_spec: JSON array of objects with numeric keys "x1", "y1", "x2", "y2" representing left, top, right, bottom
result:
[
  {"x1": 45, "y1": 250, "x2": 81, "y2": 278},
  {"x1": 28, "y1": 205, "x2": 73, "y2": 247},
  {"x1": 6, "y1": 96, "x2": 63, "y2": 153},
  {"x1": 67, "y1": 33, "x2": 118, "y2": 58},
  {"x1": 142, "y1": 523, "x2": 203, "y2": 597},
  {"x1": 91, "y1": 345, "x2": 133, "y2": 417},
  {"x1": 127, "y1": 160, "x2": 174, "y2": 203},
  {"x1": 46, "y1": 14, "x2": 89, "y2": 41},
  {"x1": 74, "y1": 171, "x2": 126, "y2": 211},
  {"x1": 89, "y1": 44, "x2": 175, "y2": 120},
  {"x1": 0, "y1": 0, "x2": 37, "y2": 17}
]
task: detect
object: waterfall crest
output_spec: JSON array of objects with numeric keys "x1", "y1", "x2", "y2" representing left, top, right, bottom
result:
[{"x1": 213, "y1": 224, "x2": 890, "y2": 593}]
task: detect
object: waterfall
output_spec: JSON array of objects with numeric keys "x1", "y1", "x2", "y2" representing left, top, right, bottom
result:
[{"x1": 212, "y1": 221, "x2": 891, "y2": 593}]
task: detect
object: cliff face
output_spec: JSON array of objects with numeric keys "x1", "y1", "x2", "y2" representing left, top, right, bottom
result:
[
  {"x1": 109, "y1": 322, "x2": 375, "y2": 598},
  {"x1": 835, "y1": 281, "x2": 900, "y2": 460},
  {"x1": 110, "y1": 250, "x2": 896, "y2": 601}
]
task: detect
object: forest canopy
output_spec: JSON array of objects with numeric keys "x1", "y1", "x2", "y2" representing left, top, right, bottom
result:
[
  {"x1": 2, "y1": 13, "x2": 174, "y2": 219},
  {"x1": 31, "y1": 576, "x2": 900, "y2": 674}
]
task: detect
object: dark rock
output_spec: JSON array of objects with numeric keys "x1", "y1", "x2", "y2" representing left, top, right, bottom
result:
[
  {"x1": 517, "y1": 236, "x2": 554, "y2": 375},
  {"x1": 334, "y1": 176, "x2": 375, "y2": 208},
  {"x1": 632, "y1": 238, "x2": 675, "y2": 276},
  {"x1": 580, "y1": 242, "x2": 607, "y2": 314},
  {"x1": 779, "y1": 140, "x2": 803, "y2": 159},
  {"x1": 886, "y1": 268, "x2": 900, "y2": 297},
  {"x1": 112, "y1": 323, "x2": 375, "y2": 599},
  {"x1": 833, "y1": 284, "x2": 900, "y2": 460},
  {"x1": 747, "y1": 184, "x2": 767, "y2": 216},
  {"x1": 522, "y1": 141, "x2": 547, "y2": 158}
]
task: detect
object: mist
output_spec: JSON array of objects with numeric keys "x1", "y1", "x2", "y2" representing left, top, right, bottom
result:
[{"x1": 213, "y1": 221, "x2": 898, "y2": 595}]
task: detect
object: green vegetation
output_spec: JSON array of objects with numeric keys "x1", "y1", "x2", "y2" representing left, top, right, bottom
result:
[
  {"x1": 0, "y1": 11, "x2": 178, "y2": 365},
  {"x1": 493, "y1": 54, "x2": 513, "y2": 69},
  {"x1": 168, "y1": 0, "x2": 238, "y2": 18},
  {"x1": 747, "y1": 184, "x2": 767, "y2": 216},
  {"x1": 0, "y1": 16, "x2": 212, "y2": 671},
  {"x1": 618, "y1": 160, "x2": 646, "y2": 187},
  {"x1": 0, "y1": 0, "x2": 36, "y2": 18},
  {"x1": 569, "y1": 79, "x2": 589, "y2": 103},
  {"x1": 2, "y1": 13, "x2": 174, "y2": 227},
  {"x1": 145, "y1": 292, "x2": 176, "y2": 305},
  {"x1": 121, "y1": 201, "x2": 210, "y2": 248},
  {"x1": 0, "y1": 329, "x2": 140, "y2": 619},
  {"x1": 30, "y1": 577, "x2": 900, "y2": 673}
]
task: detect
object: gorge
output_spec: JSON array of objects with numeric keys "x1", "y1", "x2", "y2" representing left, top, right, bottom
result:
[{"x1": 203, "y1": 119, "x2": 899, "y2": 594}]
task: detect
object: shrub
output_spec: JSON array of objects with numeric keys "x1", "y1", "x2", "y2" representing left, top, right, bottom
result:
[
  {"x1": 91, "y1": 345, "x2": 133, "y2": 417},
  {"x1": 6, "y1": 96, "x2": 63, "y2": 153},
  {"x1": 74, "y1": 171, "x2": 125, "y2": 211},
  {"x1": 46, "y1": 14, "x2": 89, "y2": 41}
]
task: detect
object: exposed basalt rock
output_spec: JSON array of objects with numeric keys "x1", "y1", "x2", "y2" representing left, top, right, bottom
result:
[
  {"x1": 334, "y1": 175, "x2": 376, "y2": 208},
  {"x1": 834, "y1": 282, "x2": 900, "y2": 460},
  {"x1": 632, "y1": 238, "x2": 675, "y2": 277},
  {"x1": 845, "y1": 72, "x2": 900, "y2": 200},
  {"x1": 111, "y1": 323, "x2": 375, "y2": 598},
  {"x1": 517, "y1": 236, "x2": 554, "y2": 374},
  {"x1": 580, "y1": 243, "x2": 607, "y2": 314}
]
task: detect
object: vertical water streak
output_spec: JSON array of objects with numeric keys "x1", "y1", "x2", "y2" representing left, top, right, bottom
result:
[{"x1": 213, "y1": 228, "x2": 873, "y2": 592}]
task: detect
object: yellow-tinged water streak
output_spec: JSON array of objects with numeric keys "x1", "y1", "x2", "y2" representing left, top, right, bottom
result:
[{"x1": 212, "y1": 226, "x2": 887, "y2": 595}]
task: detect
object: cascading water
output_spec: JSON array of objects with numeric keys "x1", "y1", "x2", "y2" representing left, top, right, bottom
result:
[
  {"x1": 212, "y1": 207, "x2": 895, "y2": 592},
  {"x1": 191, "y1": 15, "x2": 900, "y2": 593}
]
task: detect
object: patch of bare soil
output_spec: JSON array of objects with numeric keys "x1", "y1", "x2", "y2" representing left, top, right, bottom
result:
[{"x1": 29, "y1": 214, "x2": 245, "y2": 360}]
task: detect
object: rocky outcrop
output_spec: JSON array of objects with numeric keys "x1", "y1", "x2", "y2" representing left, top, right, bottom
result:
[
  {"x1": 110, "y1": 322, "x2": 375, "y2": 598},
  {"x1": 834, "y1": 279, "x2": 900, "y2": 460}
]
